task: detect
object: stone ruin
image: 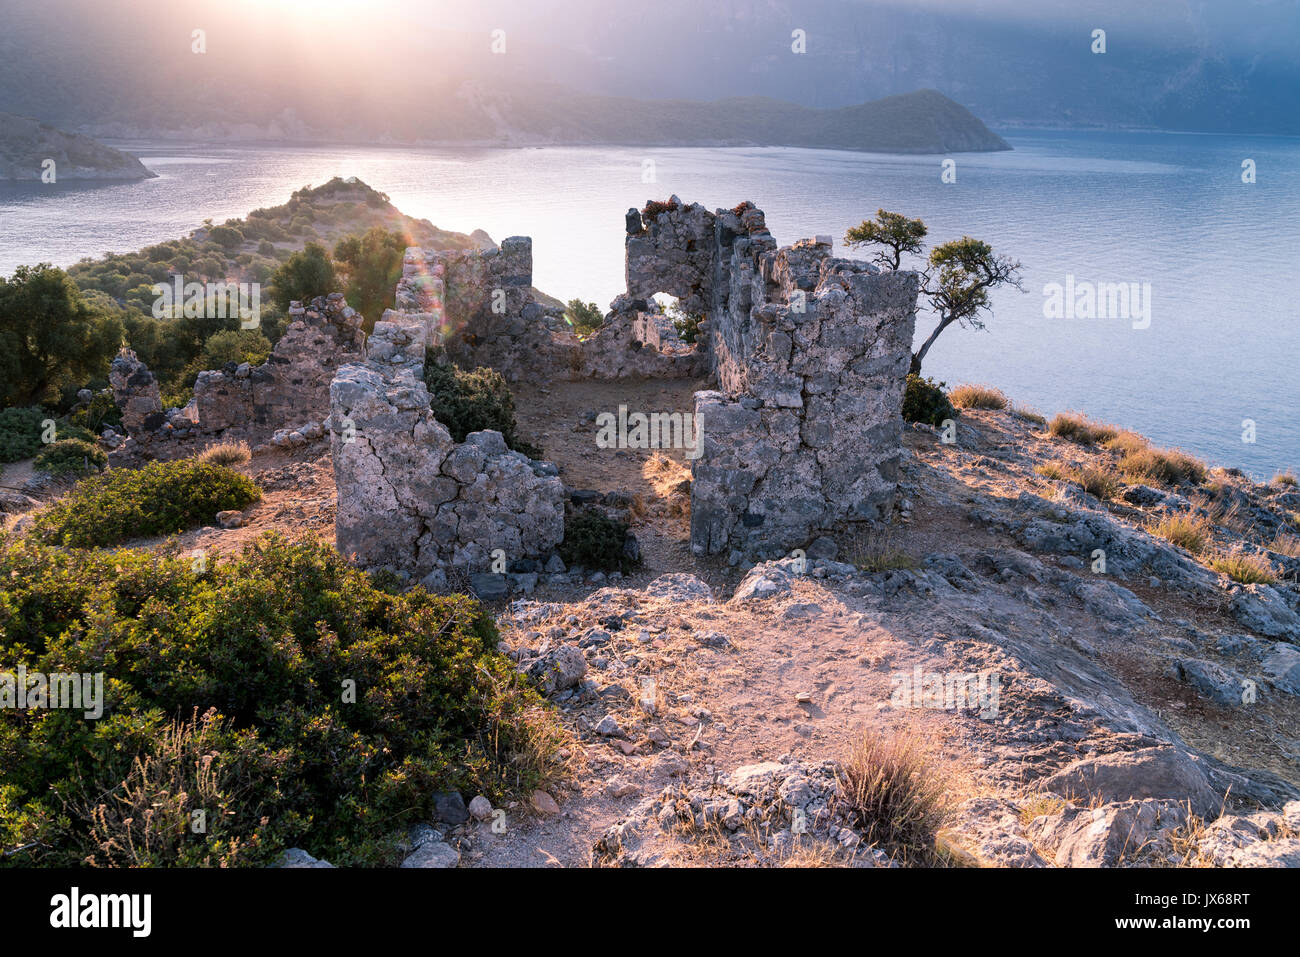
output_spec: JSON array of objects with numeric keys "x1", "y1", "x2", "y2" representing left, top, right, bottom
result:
[
  {"x1": 393, "y1": 238, "x2": 707, "y2": 383},
  {"x1": 624, "y1": 199, "x2": 918, "y2": 560},
  {"x1": 328, "y1": 309, "x2": 565, "y2": 585},
  {"x1": 110, "y1": 293, "x2": 364, "y2": 459},
  {"x1": 108, "y1": 198, "x2": 918, "y2": 580},
  {"x1": 328, "y1": 196, "x2": 918, "y2": 579}
]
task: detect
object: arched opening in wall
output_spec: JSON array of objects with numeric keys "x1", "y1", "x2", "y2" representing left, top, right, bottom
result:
[{"x1": 651, "y1": 293, "x2": 704, "y2": 348}]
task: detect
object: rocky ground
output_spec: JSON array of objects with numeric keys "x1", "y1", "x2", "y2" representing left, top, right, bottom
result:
[{"x1": 5, "y1": 398, "x2": 1299, "y2": 868}]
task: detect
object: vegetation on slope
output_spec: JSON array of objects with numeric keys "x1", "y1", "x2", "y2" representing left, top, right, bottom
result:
[
  {"x1": 30, "y1": 459, "x2": 261, "y2": 548},
  {"x1": 0, "y1": 534, "x2": 562, "y2": 866}
]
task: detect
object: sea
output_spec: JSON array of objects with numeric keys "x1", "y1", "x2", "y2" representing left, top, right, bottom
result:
[{"x1": 1, "y1": 130, "x2": 1296, "y2": 477}]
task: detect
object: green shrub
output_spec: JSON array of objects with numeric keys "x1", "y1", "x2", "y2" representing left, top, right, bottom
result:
[
  {"x1": 33, "y1": 439, "x2": 107, "y2": 477},
  {"x1": 0, "y1": 407, "x2": 49, "y2": 462},
  {"x1": 55, "y1": 422, "x2": 96, "y2": 444},
  {"x1": 69, "y1": 389, "x2": 122, "y2": 434},
  {"x1": 661, "y1": 298, "x2": 703, "y2": 344},
  {"x1": 424, "y1": 359, "x2": 538, "y2": 456},
  {"x1": 559, "y1": 509, "x2": 638, "y2": 574},
  {"x1": 902, "y1": 374, "x2": 955, "y2": 427},
  {"x1": 30, "y1": 459, "x2": 261, "y2": 548},
  {"x1": 0, "y1": 534, "x2": 563, "y2": 866},
  {"x1": 564, "y1": 299, "x2": 604, "y2": 338}
]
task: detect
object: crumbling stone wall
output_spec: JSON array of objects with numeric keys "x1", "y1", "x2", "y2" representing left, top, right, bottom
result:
[
  {"x1": 572, "y1": 293, "x2": 708, "y2": 380},
  {"x1": 624, "y1": 198, "x2": 919, "y2": 560},
  {"x1": 192, "y1": 293, "x2": 365, "y2": 438},
  {"x1": 330, "y1": 296, "x2": 564, "y2": 581},
  {"x1": 110, "y1": 349, "x2": 165, "y2": 434},
  {"x1": 400, "y1": 238, "x2": 707, "y2": 383},
  {"x1": 110, "y1": 294, "x2": 364, "y2": 459},
  {"x1": 398, "y1": 241, "x2": 573, "y2": 381}
]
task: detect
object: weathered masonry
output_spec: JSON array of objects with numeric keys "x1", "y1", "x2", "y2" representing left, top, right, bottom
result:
[
  {"x1": 624, "y1": 199, "x2": 918, "y2": 560},
  {"x1": 327, "y1": 196, "x2": 916, "y2": 577}
]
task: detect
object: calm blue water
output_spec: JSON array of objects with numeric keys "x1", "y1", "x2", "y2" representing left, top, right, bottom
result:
[{"x1": 1, "y1": 131, "x2": 1296, "y2": 477}]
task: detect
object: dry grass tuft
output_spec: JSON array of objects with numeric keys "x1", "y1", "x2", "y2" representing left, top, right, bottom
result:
[
  {"x1": 847, "y1": 526, "x2": 918, "y2": 572},
  {"x1": 1272, "y1": 532, "x2": 1300, "y2": 559},
  {"x1": 1273, "y1": 471, "x2": 1298, "y2": 488},
  {"x1": 1119, "y1": 446, "x2": 1207, "y2": 487},
  {"x1": 197, "y1": 440, "x2": 251, "y2": 468},
  {"x1": 835, "y1": 733, "x2": 950, "y2": 865},
  {"x1": 1102, "y1": 429, "x2": 1150, "y2": 457},
  {"x1": 1018, "y1": 793, "x2": 1069, "y2": 826},
  {"x1": 1208, "y1": 546, "x2": 1277, "y2": 585},
  {"x1": 1048, "y1": 412, "x2": 1118, "y2": 446},
  {"x1": 1014, "y1": 405, "x2": 1047, "y2": 427},
  {"x1": 1035, "y1": 460, "x2": 1121, "y2": 500},
  {"x1": 1148, "y1": 512, "x2": 1214, "y2": 554},
  {"x1": 949, "y1": 384, "x2": 1008, "y2": 410}
]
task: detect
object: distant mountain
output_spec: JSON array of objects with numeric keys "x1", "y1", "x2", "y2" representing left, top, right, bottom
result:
[
  {"x1": 460, "y1": 87, "x2": 1010, "y2": 153},
  {"x1": 3, "y1": 0, "x2": 1294, "y2": 138},
  {"x1": 0, "y1": 113, "x2": 156, "y2": 181}
]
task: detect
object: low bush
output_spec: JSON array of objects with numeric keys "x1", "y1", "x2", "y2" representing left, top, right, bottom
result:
[
  {"x1": 0, "y1": 534, "x2": 563, "y2": 866},
  {"x1": 948, "y1": 384, "x2": 1007, "y2": 410},
  {"x1": 642, "y1": 199, "x2": 678, "y2": 219},
  {"x1": 32, "y1": 439, "x2": 107, "y2": 477},
  {"x1": 559, "y1": 509, "x2": 638, "y2": 574},
  {"x1": 424, "y1": 359, "x2": 538, "y2": 457},
  {"x1": 0, "y1": 407, "x2": 48, "y2": 462},
  {"x1": 902, "y1": 374, "x2": 955, "y2": 427},
  {"x1": 30, "y1": 459, "x2": 261, "y2": 548}
]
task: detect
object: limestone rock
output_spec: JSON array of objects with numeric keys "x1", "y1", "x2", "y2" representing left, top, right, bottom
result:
[{"x1": 1042, "y1": 748, "x2": 1220, "y2": 819}]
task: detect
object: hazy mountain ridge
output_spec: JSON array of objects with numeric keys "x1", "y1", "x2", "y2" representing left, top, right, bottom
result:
[
  {"x1": 7, "y1": 87, "x2": 1008, "y2": 154},
  {"x1": 0, "y1": 113, "x2": 156, "y2": 181},
  {"x1": 2, "y1": 0, "x2": 1294, "y2": 138}
]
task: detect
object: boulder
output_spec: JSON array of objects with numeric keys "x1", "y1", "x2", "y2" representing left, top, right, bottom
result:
[{"x1": 1041, "y1": 747, "x2": 1220, "y2": 819}]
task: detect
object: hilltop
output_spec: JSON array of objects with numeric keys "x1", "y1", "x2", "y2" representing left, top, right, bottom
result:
[{"x1": 2, "y1": 194, "x2": 1296, "y2": 871}]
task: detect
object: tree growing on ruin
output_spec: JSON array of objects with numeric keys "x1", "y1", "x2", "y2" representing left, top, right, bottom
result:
[
  {"x1": 845, "y1": 211, "x2": 1023, "y2": 375},
  {"x1": 333, "y1": 227, "x2": 410, "y2": 329},
  {"x1": 845, "y1": 209, "x2": 928, "y2": 270},
  {"x1": 564, "y1": 299, "x2": 604, "y2": 338},
  {"x1": 913, "y1": 237, "x2": 1023, "y2": 375}
]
